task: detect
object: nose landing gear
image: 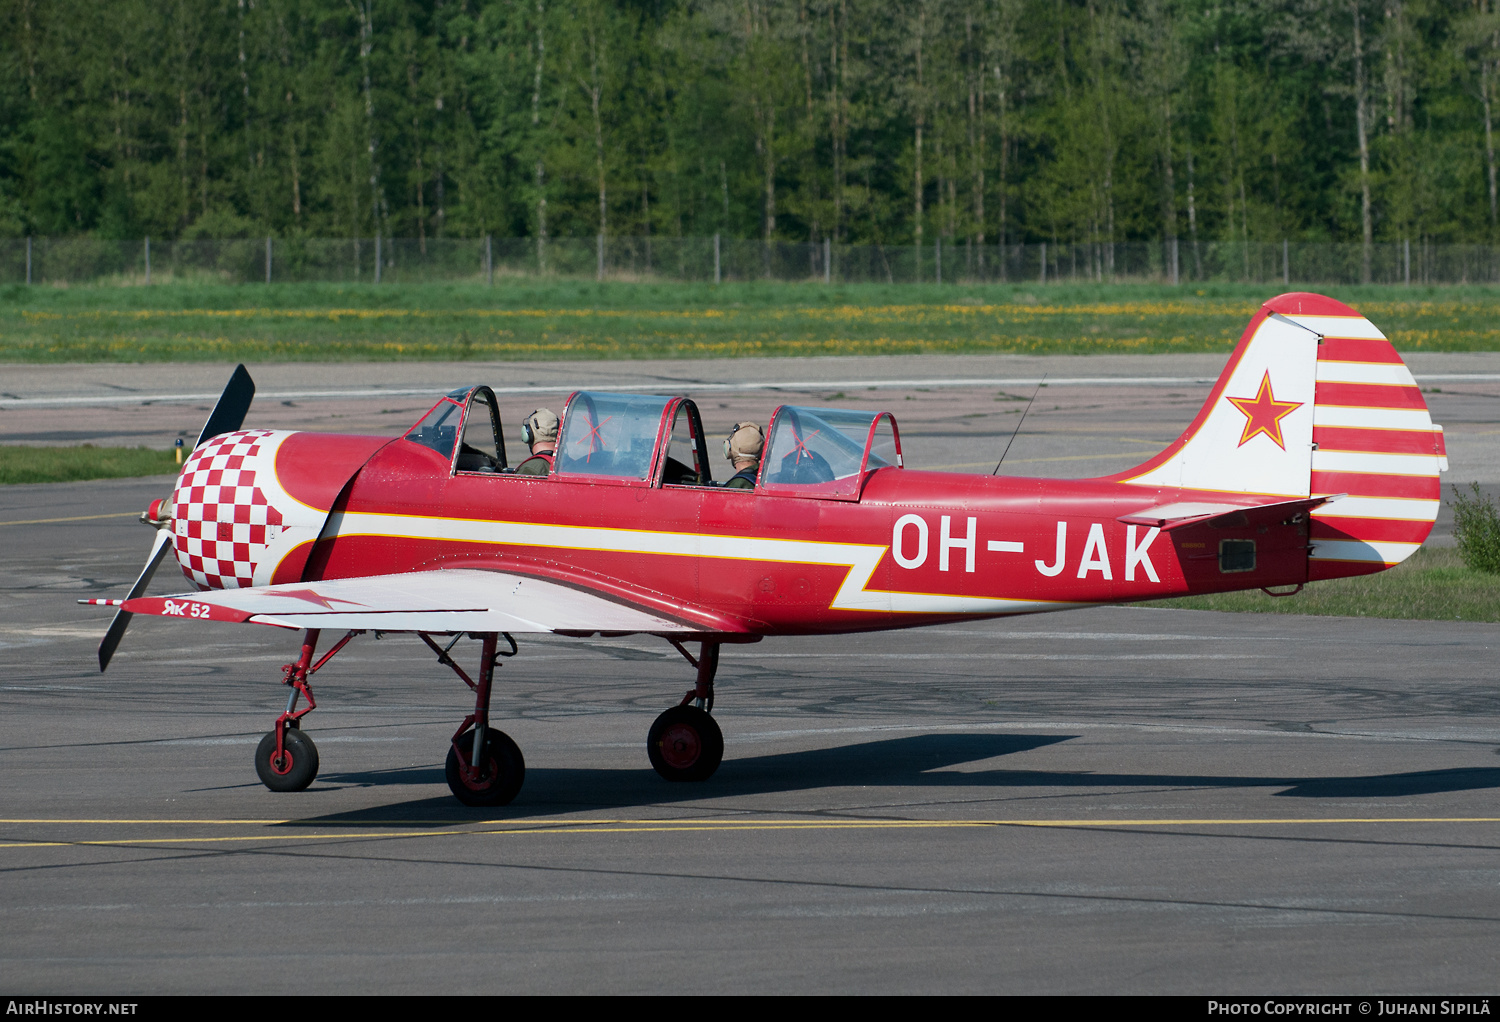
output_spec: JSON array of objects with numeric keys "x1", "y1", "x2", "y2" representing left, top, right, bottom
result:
[{"x1": 252, "y1": 628, "x2": 357, "y2": 793}]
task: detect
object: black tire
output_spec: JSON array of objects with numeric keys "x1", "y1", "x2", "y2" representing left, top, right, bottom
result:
[
  {"x1": 647, "y1": 705, "x2": 724, "y2": 782},
  {"x1": 445, "y1": 728, "x2": 525, "y2": 807},
  {"x1": 254, "y1": 728, "x2": 319, "y2": 792}
]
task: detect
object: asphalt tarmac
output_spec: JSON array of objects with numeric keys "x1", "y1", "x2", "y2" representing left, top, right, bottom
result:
[{"x1": 2, "y1": 353, "x2": 1499, "y2": 993}]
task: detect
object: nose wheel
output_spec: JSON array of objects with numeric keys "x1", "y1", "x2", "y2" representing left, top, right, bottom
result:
[
  {"x1": 255, "y1": 726, "x2": 319, "y2": 791},
  {"x1": 255, "y1": 629, "x2": 350, "y2": 793}
]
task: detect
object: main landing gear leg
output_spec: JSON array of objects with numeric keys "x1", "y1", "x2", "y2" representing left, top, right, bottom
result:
[
  {"x1": 423, "y1": 632, "x2": 525, "y2": 807},
  {"x1": 254, "y1": 628, "x2": 358, "y2": 792},
  {"x1": 649, "y1": 641, "x2": 725, "y2": 782}
]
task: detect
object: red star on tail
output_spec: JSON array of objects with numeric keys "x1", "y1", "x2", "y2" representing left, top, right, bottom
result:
[{"x1": 1225, "y1": 372, "x2": 1303, "y2": 450}]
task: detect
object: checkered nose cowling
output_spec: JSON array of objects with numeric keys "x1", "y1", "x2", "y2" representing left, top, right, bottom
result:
[{"x1": 171, "y1": 430, "x2": 293, "y2": 590}]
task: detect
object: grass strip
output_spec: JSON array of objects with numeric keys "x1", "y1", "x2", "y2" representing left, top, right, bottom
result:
[
  {"x1": 1141, "y1": 546, "x2": 1500, "y2": 623},
  {"x1": 5, "y1": 281, "x2": 1500, "y2": 362},
  {"x1": 0, "y1": 445, "x2": 178, "y2": 485}
]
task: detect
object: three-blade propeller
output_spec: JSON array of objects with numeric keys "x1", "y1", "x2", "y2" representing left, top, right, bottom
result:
[{"x1": 98, "y1": 364, "x2": 256, "y2": 672}]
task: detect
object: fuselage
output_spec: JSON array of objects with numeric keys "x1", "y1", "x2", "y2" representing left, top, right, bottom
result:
[{"x1": 171, "y1": 425, "x2": 1329, "y2": 638}]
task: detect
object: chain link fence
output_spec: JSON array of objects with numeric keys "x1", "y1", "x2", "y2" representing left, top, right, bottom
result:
[{"x1": 2, "y1": 235, "x2": 1497, "y2": 286}]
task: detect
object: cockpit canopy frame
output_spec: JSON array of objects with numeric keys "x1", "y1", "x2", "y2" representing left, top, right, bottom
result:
[
  {"x1": 757, "y1": 405, "x2": 903, "y2": 501},
  {"x1": 553, "y1": 391, "x2": 712, "y2": 488},
  {"x1": 402, "y1": 388, "x2": 902, "y2": 500}
]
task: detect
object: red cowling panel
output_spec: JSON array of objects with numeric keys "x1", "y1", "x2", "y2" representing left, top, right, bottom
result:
[
  {"x1": 275, "y1": 432, "x2": 391, "y2": 512},
  {"x1": 271, "y1": 540, "x2": 316, "y2": 586}
]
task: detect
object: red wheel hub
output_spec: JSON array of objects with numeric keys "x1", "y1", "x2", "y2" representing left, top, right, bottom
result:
[
  {"x1": 658, "y1": 724, "x2": 702, "y2": 770},
  {"x1": 463, "y1": 749, "x2": 495, "y2": 790},
  {"x1": 269, "y1": 750, "x2": 294, "y2": 776}
]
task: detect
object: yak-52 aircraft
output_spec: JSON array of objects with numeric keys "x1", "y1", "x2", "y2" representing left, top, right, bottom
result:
[{"x1": 82, "y1": 292, "x2": 1447, "y2": 806}]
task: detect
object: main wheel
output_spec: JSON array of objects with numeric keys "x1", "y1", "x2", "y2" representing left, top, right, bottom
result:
[
  {"x1": 445, "y1": 728, "x2": 525, "y2": 807},
  {"x1": 648, "y1": 705, "x2": 724, "y2": 782},
  {"x1": 254, "y1": 727, "x2": 319, "y2": 792}
]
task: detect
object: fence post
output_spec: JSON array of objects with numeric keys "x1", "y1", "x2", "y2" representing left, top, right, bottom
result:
[
  {"x1": 1039, "y1": 242, "x2": 1046, "y2": 284},
  {"x1": 936, "y1": 238, "x2": 942, "y2": 284},
  {"x1": 1283, "y1": 239, "x2": 1289, "y2": 284},
  {"x1": 714, "y1": 232, "x2": 721, "y2": 285},
  {"x1": 486, "y1": 234, "x2": 493, "y2": 286},
  {"x1": 824, "y1": 238, "x2": 831, "y2": 284},
  {"x1": 265, "y1": 236, "x2": 272, "y2": 284},
  {"x1": 1171, "y1": 238, "x2": 1179, "y2": 285},
  {"x1": 144, "y1": 236, "x2": 151, "y2": 284},
  {"x1": 374, "y1": 234, "x2": 381, "y2": 284},
  {"x1": 1404, "y1": 238, "x2": 1411, "y2": 286},
  {"x1": 25, "y1": 236, "x2": 31, "y2": 285},
  {"x1": 597, "y1": 233, "x2": 604, "y2": 281}
]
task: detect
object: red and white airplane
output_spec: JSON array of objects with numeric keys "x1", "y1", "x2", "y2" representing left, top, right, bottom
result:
[{"x1": 83, "y1": 292, "x2": 1446, "y2": 806}]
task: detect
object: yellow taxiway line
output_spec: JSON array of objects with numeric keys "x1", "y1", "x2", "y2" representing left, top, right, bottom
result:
[
  {"x1": 0, "y1": 511, "x2": 140, "y2": 527},
  {"x1": 1, "y1": 816, "x2": 1498, "y2": 851}
]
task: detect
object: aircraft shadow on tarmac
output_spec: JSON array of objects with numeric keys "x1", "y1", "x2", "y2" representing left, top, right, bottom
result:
[{"x1": 286, "y1": 732, "x2": 1500, "y2": 826}]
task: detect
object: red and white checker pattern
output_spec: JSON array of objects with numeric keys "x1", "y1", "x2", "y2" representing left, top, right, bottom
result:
[{"x1": 172, "y1": 430, "x2": 285, "y2": 590}]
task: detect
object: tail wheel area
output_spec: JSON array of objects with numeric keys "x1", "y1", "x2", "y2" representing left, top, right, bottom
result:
[
  {"x1": 446, "y1": 728, "x2": 526, "y2": 807},
  {"x1": 648, "y1": 705, "x2": 724, "y2": 782},
  {"x1": 255, "y1": 728, "x2": 320, "y2": 792}
]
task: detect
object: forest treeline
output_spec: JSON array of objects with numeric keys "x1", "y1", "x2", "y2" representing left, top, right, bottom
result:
[{"x1": 3, "y1": 0, "x2": 1500, "y2": 257}]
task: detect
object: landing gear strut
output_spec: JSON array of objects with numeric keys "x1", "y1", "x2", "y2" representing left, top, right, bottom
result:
[
  {"x1": 650, "y1": 641, "x2": 724, "y2": 782},
  {"x1": 423, "y1": 632, "x2": 525, "y2": 807},
  {"x1": 253, "y1": 628, "x2": 357, "y2": 792}
]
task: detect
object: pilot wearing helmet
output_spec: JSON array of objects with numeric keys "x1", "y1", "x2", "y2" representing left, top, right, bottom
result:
[
  {"x1": 515, "y1": 408, "x2": 559, "y2": 476},
  {"x1": 720, "y1": 421, "x2": 763, "y2": 489}
]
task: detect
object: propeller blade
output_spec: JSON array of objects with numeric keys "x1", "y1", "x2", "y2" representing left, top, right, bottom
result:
[
  {"x1": 98, "y1": 365, "x2": 255, "y2": 672},
  {"x1": 98, "y1": 528, "x2": 173, "y2": 672},
  {"x1": 195, "y1": 364, "x2": 256, "y2": 449}
]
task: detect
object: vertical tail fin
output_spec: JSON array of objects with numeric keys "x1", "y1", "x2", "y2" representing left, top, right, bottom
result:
[{"x1": 1105, "y1": 293, "x2": 1445, "y2": 576}]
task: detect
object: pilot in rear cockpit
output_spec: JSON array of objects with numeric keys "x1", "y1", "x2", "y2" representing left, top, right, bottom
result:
[
  {"x1": 721, "y1": 422, "x2": 763, "y2": 489},
  {"x1": 515, "y1": 408, "x2": 559, "y2": 476}
]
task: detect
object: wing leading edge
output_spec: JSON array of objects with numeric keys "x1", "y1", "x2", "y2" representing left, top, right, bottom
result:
[{"x1": 101, "y1": 569, "x2": 708, "y2": 636}]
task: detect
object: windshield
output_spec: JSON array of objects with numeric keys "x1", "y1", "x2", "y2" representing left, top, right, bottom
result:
[
  {"x1": 405, "y1": 399, "x2": 464, "y2": 460},
  {"x1": 555, "y1": 392, "x2": 672, "y2": 480},
  {"x1": 762, "y1": 407, "x2": 891, "y2": 486}
]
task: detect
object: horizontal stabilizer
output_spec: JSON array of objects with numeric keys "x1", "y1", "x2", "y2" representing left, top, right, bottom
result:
[
  {"x1": 99, "y1": 569, "x2": 715, "y2": 636},
  {"x1": 1118, "y1": 495, "x2": 1340, "y2": 531}
]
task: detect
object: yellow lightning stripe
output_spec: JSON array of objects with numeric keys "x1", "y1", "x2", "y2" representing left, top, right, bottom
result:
[{"x1": 3, "y1": 816, "x2": 1499, "y2": 851}]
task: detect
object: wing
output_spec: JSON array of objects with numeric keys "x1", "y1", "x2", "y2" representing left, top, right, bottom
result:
[{"x1": 90, "y1": 569, "x2": 715, "y2": 636}]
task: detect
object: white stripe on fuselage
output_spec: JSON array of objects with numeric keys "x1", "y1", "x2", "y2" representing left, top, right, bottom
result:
[{"x1": 323, "y1": 511, "x2": 1084, "y2": 617}]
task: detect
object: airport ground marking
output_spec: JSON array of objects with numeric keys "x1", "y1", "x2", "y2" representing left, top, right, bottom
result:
[
  {"x1": 3, "y1": 816, "x2": 1500, "y2": 851},
  {"x1": 0, "y1": 511, "x2": 140, "y2": 526}
]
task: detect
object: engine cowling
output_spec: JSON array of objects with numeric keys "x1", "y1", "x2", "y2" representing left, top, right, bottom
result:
[{"x1": 168, "y1": 429, "x2": 389, "y2": 590}]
